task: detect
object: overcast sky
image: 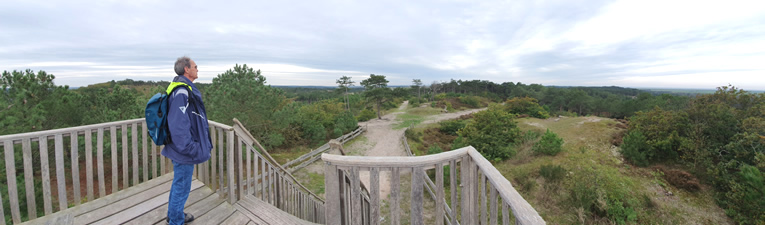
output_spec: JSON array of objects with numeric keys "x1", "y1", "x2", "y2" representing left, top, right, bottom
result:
[{"x1": 2, "y1": 0, "x2": 764, "y2": 90}]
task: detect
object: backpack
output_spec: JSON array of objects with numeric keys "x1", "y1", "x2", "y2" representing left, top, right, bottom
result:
[{"x1": 145, "y1": 82, "x2": 192, "y2": 145}]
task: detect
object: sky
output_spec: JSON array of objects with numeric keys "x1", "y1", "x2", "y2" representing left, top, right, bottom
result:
[{"x1": 1, "y1": 0, "x2": 764, "y2": 90}]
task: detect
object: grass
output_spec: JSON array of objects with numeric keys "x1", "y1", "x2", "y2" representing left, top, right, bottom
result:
[
  {"x1": 393, "y1": 107, "x2": 442, "y2": 130},
  {"x1": 492, "y1": 116, "x2": 732, "y2": 224}
]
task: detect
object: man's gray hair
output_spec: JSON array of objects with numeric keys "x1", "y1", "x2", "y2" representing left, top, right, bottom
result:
[{"x1": 174, "y1": 56, "x2": 192, "y2": 75}]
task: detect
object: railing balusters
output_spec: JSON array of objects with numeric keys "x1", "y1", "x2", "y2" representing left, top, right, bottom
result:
[
  {"x1": 436, "y1": 164, "x2": 444, "y2": 225},
  {"x1": 227, "y1": 129, "x2": 235, "y2": 204},
  {"x1": 4, "y1": 140, "x2": 21, "y2": 223},
  {"x1": 218, "y1": 127, "x2": 225, "y2": 197},
  {"x1": 391, "y1": 167, "x2": 400, "y2": 225},
  {"x1": 22, "y1": 138, "x2": 37, "y2": 219},
  {"x1": 0, "y1": 183, "x2": 5, "y2": 225},
  {"x1": 86, "y1": 128, "x2": 94, "y2": 201},
  {"x1": 253, "y1": 154, "x2": 258, "y2": 199},
  {"x1": 40, "y1": 135, "x2": 53, "y2": 214},
  {"x1": 71, "y1": 131, "x2": 81, "y2": 206},
  {"x1": 490, "y1": 184, "x2": 498, "y2": 225},
  {"x1": 351, "y1": 167, "x2": 361, "y2": 225},
  {"x1": 460, "y1": 155, "x2": 471, "y2": 224},
  {"x1": 152, "y1": 140, "x2": 158, "y2": 180},
  {"x1": 503, "y1": 201, "x2": 510, "y2": 225},
  {"x1": 246, "y1": 143, "x2": 252, "y2": 196},
  {"x1": 450, "y1": 160, "x2": 457, "y2": 225},
  {"x1": 132, "y1": 123, "x2": 139, "y2": 186},
  {"x1": 411, "y1": 167, "x2": 424, "y2": 225},
  {"x1": 97, "y1": 128, "x2": 106, "y2": 198},
  {"x1": 142, "y1": 122, "x2": 148, "y2": 182},
  {"x1": 370, "y1": 167, "x2": 380, "y2": 225},
  {"x1": 261, "y1": 155, "x2": 266, "y2": 200},
  {"x1": 209, "y1": 127, "x2": 217, "y2": 191},
  {"x1": 111, "y1": 126, "x2": 118, "y2": 193},
  {"x1": 324, "y1": 163, "x2": 340, "y2": 225},
  {"x1": 237, "y1": 139, "x2": 244, "y2": 200},
  {"x1": 121, "y1": 125, "x2": 128, "y2": 189},
  {"x1": 481, "y1": 172, "x2": 488, "y2": 225},
  {"x1": 55, "y1": 134, "x2": 68, "y2": 211}
]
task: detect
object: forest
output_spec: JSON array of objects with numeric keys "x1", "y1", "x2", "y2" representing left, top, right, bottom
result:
[{"x1": 1, "y1": 65, "x2": 763, "y2": 224}]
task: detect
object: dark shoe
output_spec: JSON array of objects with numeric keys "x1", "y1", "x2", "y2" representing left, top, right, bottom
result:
[{"x1": 166, "y1": 213, "x2": 195, "y2": 224}]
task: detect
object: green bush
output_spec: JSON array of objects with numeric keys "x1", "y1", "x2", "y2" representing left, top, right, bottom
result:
[
  {"x1": 532, "y1": 129, "x2": 564, "y2": 156},
  {"x1": 505, "y1": 96, "x2": 550, "y2": 119},
  {"x1": 722, "y1": 164, "x2": 765, "y2": 224},
  {"x1": 405, "y1": 128, "x2": 422, "y2": 143},
  {"x1": 357, "y1": 108, "x2": 376, "y2": 121},
  {"x1": 427, "y1": 145, "x2": 443, "y2": 155},
  {"x1": 520, "y1": 130, "x2": 541, "y2": 144},
  {"x1": 620, "y1": 130, "x2": 649, "y2": 166},
  {"x1": 458, "y1": 96, "x2": 481, "y2": 108},
  {"x1": 457, "y1": 106, "x2": 521, "y2": 160},
  {"x1": 438, "y1": 119, "x2": 466, "y2": 135}
]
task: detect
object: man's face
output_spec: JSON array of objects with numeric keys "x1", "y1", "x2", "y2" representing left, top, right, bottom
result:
[{"x1": 185, "y1": 59, "x2": 198, "y2": 81}]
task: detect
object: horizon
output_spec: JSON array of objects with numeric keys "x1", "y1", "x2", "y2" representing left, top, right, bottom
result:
[{"x1": 2, "y1": 0, "x2": 764, "y2": 90}]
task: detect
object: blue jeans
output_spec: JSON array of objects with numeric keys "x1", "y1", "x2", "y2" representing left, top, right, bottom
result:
[{"x1": 168, "y1": 160, "x2": 194, "y2": 225}]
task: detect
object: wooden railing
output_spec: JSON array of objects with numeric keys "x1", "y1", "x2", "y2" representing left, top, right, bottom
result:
[
  {"x1": 227, "y1": 119, "x2": 325, "y2": 224},
  {"x1": 283, "y1": 125, "x2": 366, "y2": 173},
  {"x1": 322, "y1": 146, "x2": 545, "y2": 225},
  {"x1": 0, "y1": 118, "x2": 325, "y2": 224}
]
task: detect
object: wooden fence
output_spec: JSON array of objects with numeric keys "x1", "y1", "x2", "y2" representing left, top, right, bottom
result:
[
  {"x1": 322, "y1": 146, "x2": 545, "y2": 225},
  {"x1": 0, "y1": 118, "x2": 325, "y2": 224},
  {"x1": 283, "y1": 125, "x2": 366, "y2": 173}
]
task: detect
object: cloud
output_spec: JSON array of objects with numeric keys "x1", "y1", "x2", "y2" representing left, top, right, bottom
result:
[{"x1": 1, "y1": 0, "x2": 764, "y2": 90}]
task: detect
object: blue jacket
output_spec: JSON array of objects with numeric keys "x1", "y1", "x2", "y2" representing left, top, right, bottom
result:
[{"x1": 161, "y1": 75, "x2": 212, "y2": 165}]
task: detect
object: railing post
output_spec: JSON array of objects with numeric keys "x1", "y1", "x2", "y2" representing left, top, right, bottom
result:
[
  {"x1": 324, "y1": 162, "x2": 341, "y2": 225},
  {"x1": 227, "y1": 129, "x2": 236, "y2": 204}
]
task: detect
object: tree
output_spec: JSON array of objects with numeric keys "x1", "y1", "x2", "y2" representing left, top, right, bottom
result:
[
  {"x1": 336, "y1": 76, "x2": 355, "y2": 111},
  {"x1": 457, "y1": 105, "x2": 521, "y2": 160},
  {"x1": 412, "y1": 79, "x2": 423, "y2": 100},
  {"x1": 360, "y1": 74, "x2": 390, "y2": 119},
  {"x1": 205, "y1": 64, "x2": 292, "y2": 148}
]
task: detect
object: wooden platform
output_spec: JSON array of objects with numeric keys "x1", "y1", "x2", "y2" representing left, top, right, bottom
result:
[{"x1": 20, "y1": 173, "x2": 318, "y2": 225}]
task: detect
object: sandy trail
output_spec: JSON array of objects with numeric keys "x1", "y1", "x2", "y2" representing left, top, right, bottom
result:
[{"x1": 350, "y1": 101, "x2": 486, "y2": 201}]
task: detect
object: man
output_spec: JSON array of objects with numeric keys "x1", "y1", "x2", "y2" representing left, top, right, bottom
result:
[{"x1": 162, "y1": 56, "x2": 212, "y2": 224}]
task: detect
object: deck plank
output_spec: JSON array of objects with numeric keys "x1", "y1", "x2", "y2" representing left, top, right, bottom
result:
[
  {"x1": 193, "y1": 201, "x2": 235, "y2": 224},
  {"x1": 90, "y1": 181, "x2": 205, "y2": 225},
  {"x1": 234, "y1": 203, "x2": 269, "y2": 224},
  {"x1": 74, "y1": 175, "x2": 178, "y2": 224},
  {"x1": 222, "y1": 211, "x2": 252, "y2": 225},
  {"x1": 21, "y1": 171, "x2": 174, "y2": 225},
  {"x1": 123, "y1": 185, "x2": 214, "y2": 225},
  {"x1": 237, "y1": 195, "x2": 319, "y2": 225}
]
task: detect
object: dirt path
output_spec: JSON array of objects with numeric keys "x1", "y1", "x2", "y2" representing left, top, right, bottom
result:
[{"x1": 349, "y1": 102, "x2": 485, "y2": 201}]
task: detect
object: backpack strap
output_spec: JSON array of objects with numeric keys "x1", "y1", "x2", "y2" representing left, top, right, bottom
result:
[{"x1": 166, "y1": 82, "x2": 192, "y2": 95}]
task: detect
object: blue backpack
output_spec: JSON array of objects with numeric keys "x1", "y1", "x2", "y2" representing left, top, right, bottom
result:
[{"x1": 145, "y1": 82, "x2": 191, "y2": 145}]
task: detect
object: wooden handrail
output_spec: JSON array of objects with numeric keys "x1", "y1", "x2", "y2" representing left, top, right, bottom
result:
[{"x1": 322, "y1": 146, "x2": 546, "y2": 225}]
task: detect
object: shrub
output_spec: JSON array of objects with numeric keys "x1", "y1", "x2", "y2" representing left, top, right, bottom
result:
[
  {"x1": 620, "y1": 130, "x2": 649, "y2": 166},
  {"x1": 505, "y1": 97, "x2": 550, "y2": 119},
  {"x1": 458, "y1": 96, "x2": 481, "y2": 108},
  {"x1": 438, "y1": 119, "x2": 466, "y2": 135},
  {"x1": 457, "y1": 106, "x2": 521, "y2": 160},
  {"x1": 427, "y1": 145, "x2": 443, "y2": 155},
  {"x1": 405, "y1": 128, "x2": 422, "y2": 143},
  {"x1": 533, "y1": 129, "x2": 564, "y2": 156},
  {"x1": 520, "y1": 130, "x2": 541, "y2": 144},
  {"x1": 663, "y1": 169, "x2": 701, "y2": 192},
  {"x1": 357, "y1": 108, "x2": 376, "y2": 121}
]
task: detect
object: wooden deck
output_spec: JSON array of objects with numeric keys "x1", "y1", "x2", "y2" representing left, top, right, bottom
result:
[{"x1": 20, "y1": 173, "x2": 317, "y2": 225}]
